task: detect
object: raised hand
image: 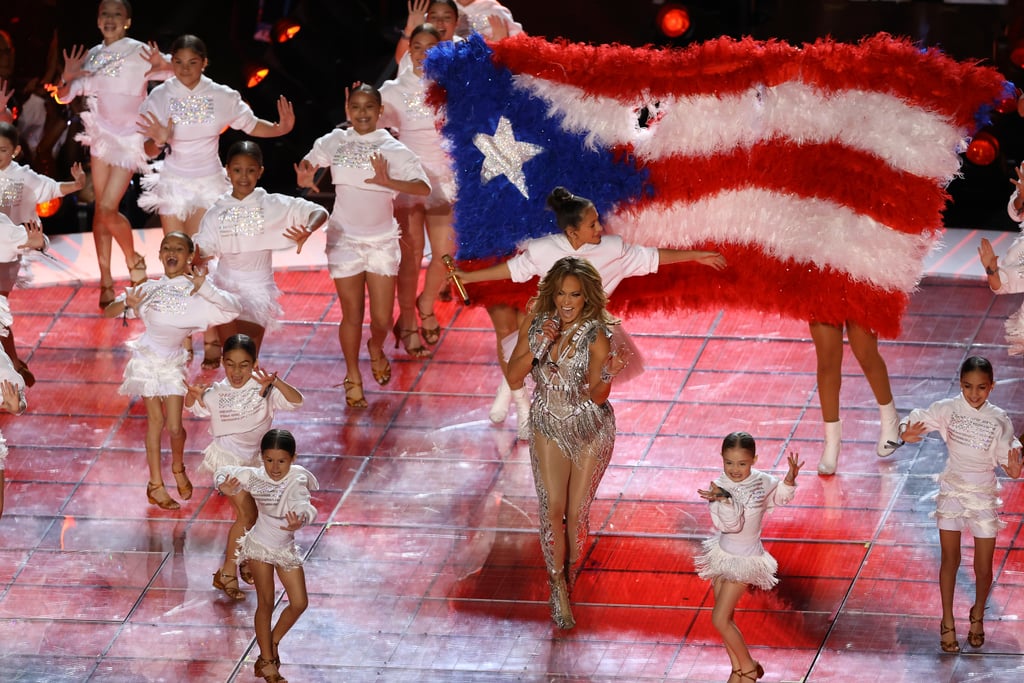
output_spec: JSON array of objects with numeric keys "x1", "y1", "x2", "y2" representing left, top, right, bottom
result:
[
  {"x1": 978, "y1": 238, "x2": 998, "y2": 273},
  {"x1": 404, "y1": 0, "x2": 430, "y2": 33},
  {"x1": 697, "y1": 481, "x2": 729, "y2": 501},
  {"x1": 141, "y1": 41, "x2": 171, "y2": 78},
  {"x1": 283, "y1": 225, "x2": 312, "y2": 254},
  {"x1": 253, "y1": 367, "x2": 277, "y2": 395},
  {"x1": 900, "y1": 421, "x2": 927, "y2": 444},
  {"x1": 184, "y1": 263, "x2": 208, "y2": 295},
  {"x1": 137, "y1": 111, "x2": 173, "y2": 145},
  {"x1": 294, "y1": 159, "x2": 319, "y2": 191},
  {"x1": 274, "y1": 95, "x2": 295, "y2": 135},
  {"x1": 487, "y1": 14, "x2": 510, "y2": 40},
  {"x1": 61, "y1": 45, "x2": 89, "y2": 84},
  {"x1": 280, "y1": 510, "x2": 305, "y2": 531},
  {"x1": 785, "y1": 451, "x2": 804, "y2": 484},
  {"x1": 0, "y1": 379, "x2": 22, "y2": 414},
  {"x1": 184, "y1": 381, "x2": 209, "y2": 409},
  {"x1": 365, "y1": 152, "x2": 392, "y2": 187},
  {"x1": 18, "y1": 221, "x2": 46, "y2": 252}
]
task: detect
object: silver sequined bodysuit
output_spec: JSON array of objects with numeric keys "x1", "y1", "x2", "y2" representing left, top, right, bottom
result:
[{"x1": 527, "y1": 315, "x2": 616, "y2": 577}]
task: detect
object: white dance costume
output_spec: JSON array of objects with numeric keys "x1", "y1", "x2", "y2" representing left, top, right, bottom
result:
[
  {"x1": 695, "y1": 469, "x2": 796, "y2": 590},
  {"x1": 137, "y1": 76, "x2": 258, "y2": 219},
  {"x1": 302, "y1": 127, "x2": 429, "y2": 278},
  {"x1": 0, "y1": 294, "x2": 26, "y2": 471},
  {"x1": 996, "y1": 191, "x2": 1024, "y2": 354},
  {"x1": 190, "y1": 377, "x2": 303, "y2": 474},
  {"x1": 214, "y1": 464, "x2": 318, "y2": 570},
  {"x1": 61, "y1": 37, "x2": 169, "y2": 171},
  {"x1": 901, "y1": 394, "x2": 1019, "y2": 537},
  {"x1": 195, "y1": 188, "x2": 321, "y2": 328},
  {"x1": 456, "y1": 0, "x2": 524, "y2": 39},
  {"x1": 118, "y1": 277, "x2": 241, "y2": 397},
  {"x1": 379, "y1": 68, "x2": 454, "y2": 210}
]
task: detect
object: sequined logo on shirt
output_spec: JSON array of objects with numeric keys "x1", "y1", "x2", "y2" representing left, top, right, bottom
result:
[
  {"x1": 249, "y1": 477, "x2": 285, "y2": 505},
  {"x1": 144, "y1": 280, "x2": 193, "y2": 314},
  {"x1": 948, "y1": 412, "x2": 998, "y2": 451},
  {"x1": 400, "y1": 89, "x2": 432, "y2": 120},
  {"x1": 0, "y1": 178, "x2": 24, "y2": 209},
  {"x1": 169, "y1": 95, "x2": 215, "y2": 125},
  {"x1": 331, "y1": 140, "x2": 379, "y2": 169},
  {"x1": 219, "y1": 206, "x2": 265, "y2": 237},
  {"x1": 87, "y1": 50, "x2": 125, "y2": 77},
  {"x1": 216, "y1": 384, "x2": 265, "y2": 423}
]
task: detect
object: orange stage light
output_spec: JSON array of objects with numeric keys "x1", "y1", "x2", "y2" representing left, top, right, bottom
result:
[
  {"x1": 658, "y1": 5, "x2": 691, "y2": 39},
  {"x1": 36, "y1": 197, "x2": 61, "y2": 218},
  {"x1": 965, "y1": 131, "x2": 999, "y2": 166},
  {"x1": 273, "y1": 19, "x2": 302, "y2": 43},
  {"x1": 245, "y1": 65, "x2": 270, "y2": 89}
]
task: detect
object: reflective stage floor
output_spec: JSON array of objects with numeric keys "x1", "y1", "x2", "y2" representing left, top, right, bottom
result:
[{"x1": 2, "y1": 228, "x2": 1024, "y2": 682}]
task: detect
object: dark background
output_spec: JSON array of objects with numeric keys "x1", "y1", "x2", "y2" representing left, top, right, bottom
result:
[{"x1": 3, "y1": 0, "x2": 1024, "y2": 231}]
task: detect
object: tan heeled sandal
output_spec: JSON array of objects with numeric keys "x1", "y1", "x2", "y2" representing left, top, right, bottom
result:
[
  {"x1": 343, "y1": 377, "x2": 367, "y2": 408},
  {"x1": 128, "y1": 253, "x2": 148, "y2": 286},
  {"x1": 940, "y1": 620, "x2": 960, "y2": 653},
  {"x1": 735, "y1": 661, "x2": 764, "y2": 680},
  {"x1": 146, "y1": 482, "x2": 180, "y2": 510},
  {"x1": 171, "y1": 465, "x2": 192, "y2": 500},
  {"x1": 212, "y1": 571, "x2": 245, "y2": 600},
  {"x1": 968, "y1": 605, "x2": 985, "y2": 647},
  {"x1": 254, "y1": 656, "x2": 288, "y2": 683}
]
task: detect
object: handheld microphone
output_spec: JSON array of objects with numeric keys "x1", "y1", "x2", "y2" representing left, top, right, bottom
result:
[
  {"x1": 441, "y1": 254, "x2": 471, "y2": 305},
  {"x1": 531, "y1": 320, "x2": 561, "y2": 367}
]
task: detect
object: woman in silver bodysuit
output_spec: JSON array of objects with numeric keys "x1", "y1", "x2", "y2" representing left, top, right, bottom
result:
[{"x1": 506, "y1": 257, "x2": 629, "y2": 629}]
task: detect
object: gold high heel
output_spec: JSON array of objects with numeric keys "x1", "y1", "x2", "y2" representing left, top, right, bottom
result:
[
  {"x1": 171, "y1": 465, "x2": 192, "y2": 500},
  {"x1": 968, "y1": 605, "x2": 985, "y2": 647},
  {"x1": 254, "y1": 656, "x2": 288, "y2": 683},
  {"x1": 416, "y1": 295, "x2": 441, "y2": 345},
  {"x1": 343, "y1": 377, "x2": 367, "y2": 408},
  {"x1": 212, "y1": 571, "x2": 245, "y2": 600},
  {"x1": 735, "y1": 661, "x2": 764, "y2": 680},
  {"x1": 393, "y1": 323, "x2": 430, "y2": 358},
  {"x1": 146, "y1": 482, "x2": 180, "y2": 510},
  {"x1": 367, "y1": 342, "x2": 391, "y2": 386},
  {"x1": 128, "y1": 253, "x2": 148, "y2": 286}
]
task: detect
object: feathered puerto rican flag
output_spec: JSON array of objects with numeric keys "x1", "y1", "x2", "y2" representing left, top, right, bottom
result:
[{"x1": 423, "y1": 33, "x2": 1010, "y2": 338}]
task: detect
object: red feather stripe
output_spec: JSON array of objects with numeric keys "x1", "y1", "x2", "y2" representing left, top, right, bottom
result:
[
  {"x1": 492, "y1": 33, "x2": 1005, "y2": 130},
  {"x1": 459, "y1": 242, "x2": 906, "y2": 339},
  {"x1": 639, "y1": 140, "x2": 948, "y2": 235}
]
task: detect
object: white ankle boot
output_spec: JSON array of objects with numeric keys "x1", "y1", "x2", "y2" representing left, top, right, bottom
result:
[
  {"x1": 512, "y1": 387, "x2": 531, "y2": 440},
  {"x1": 876, "y1": 400, "x2": 900, "y2": 457},
  {"x1": 489, "y1": 377, "x2": 512, "y2": 423},
  {"x1": 817, "y1": 420, "x2": 842, "y2": 475}
]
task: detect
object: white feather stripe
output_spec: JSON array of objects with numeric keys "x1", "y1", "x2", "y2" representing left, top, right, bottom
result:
[
  {"x1": 514, "y1": 75, "x2": 965, "y2": 180},
  {"x1": 605, "y1": 188, "x2": 936, "y2": 293}
]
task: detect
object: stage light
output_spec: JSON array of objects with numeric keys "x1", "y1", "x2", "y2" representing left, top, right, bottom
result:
[
  {"x1": 36, "y1": 197, "x2": 61, "y2": 218},
  {"x1": 273, "y1": 18, "x2": 301, "y2": 43},
  {"x1": 245, "y1": 64, "x2": 270, "y2": 89},
  {"x1": 658, "y1": 4, "x2": 691, "y2": 39},
  {"x1": 965, "y1": 131, "x2": 999, "y2": 166},
  {"x1": 996, "y1": 93, "x2": 1018, "y2": 115},
  {"x1": 1011, "y1": 39, "x2": 1024, "y2": 69}
]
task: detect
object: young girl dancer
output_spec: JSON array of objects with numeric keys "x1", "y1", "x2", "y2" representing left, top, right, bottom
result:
[
  {"x1": 980, "y1": 172, "x2": 1024, "y2": 355},
  {"x1": 395, "y1": 1, "x2": 463, "y2": 74},
  {"x1": 0, "y1": 122, "x2": 86, "y2": 384},
  {"x1": 195, "y1": 141, "x2": 327, "y2": 352},
  {"x1": 0, "y1": 292, "x2": 30, "y2": 520},
  {"x1": 54, "y1": 0, "x2": 171, "y2": 306},
  {"x1": 506, "y1": 257, "x2": 629, "y2": 629},
  {"x1": 380, "y1": 23, "x2": 453, "y2": 358},
  {"x1": 296, "y1": 83, "x2": 430, "y2": 408},
  {"x1": 696, "y1": 433, "x2": 802, "y2": 682},
  {"x1": 186, "y1": 334, "x2": 303, "y2": 600},
  {"x1": 215, "y1": 428, "x2": 317, "y2": 683},
  {"x1": 897, "y1": 356, "x2": 1023, "y2": 653},
  {"x1": 105, "y1": 231, "x2": 241, "y2": 510},
  {"x1": 136, "y1": 34, "x2": 294, "y2": 237},
  {"x1": 456, "y1": 186, "x2": 725, "y2": 438}
]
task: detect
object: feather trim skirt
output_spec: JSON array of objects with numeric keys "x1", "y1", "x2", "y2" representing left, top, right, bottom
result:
[
  {"x1": 199, "y1": 440, "x2": 258, "y2": 476},
  {"x1": 118, "y1": 342, "x2": 189, "y2": 397},
  {"x1": 211, "y1": 270, "x2": 282, "y2": 330},
  {"x1": 137, "y1": 166, "x2": 229, "y2": 220},
  {"x1": 695, "y1": 536, "x2": 778, "y2": 590},
  {"x1": 76, "y1": 112, "x2": 149, "y2": 172},
  {"x1": 235, "y1": 522, "x2": 304, "y2": 570},
  {"x1": 1004, "y1": 306, "x2": 1024, "y2": 356}
]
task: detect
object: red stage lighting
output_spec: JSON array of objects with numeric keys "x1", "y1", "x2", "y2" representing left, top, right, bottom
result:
[
  {"x1": 273, "y1": 18, "x2": 301, "y2": 43},
  {"x1": 1011, "y1": 39, "x2": 1024, "y2": 69},
  {"x1": 36, "y1": 197, "x2": 61, "y2": 218},
  {"x1": 658, "y1": 5, "x2": 691, "y2": 39},
  {"x1": 965, "y1": 131, "x2": 999, "y2": 166},
  {"x1": 995, "y1": 94, "x2": 1018, "y2": 115},
  {"x1": 245, "y1": 64, "x2": 270, "y2": 89}
]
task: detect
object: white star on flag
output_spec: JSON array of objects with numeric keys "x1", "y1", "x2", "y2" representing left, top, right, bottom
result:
[{"x1": 473, "y1": 116, "x2": 544, "y2": 198}]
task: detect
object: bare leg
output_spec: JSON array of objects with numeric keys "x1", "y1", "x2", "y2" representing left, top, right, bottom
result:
[
  {"x1": 368, "y1": 270, "x2": 395, "y2": 368},
  {"x1": 846, "y1": 321, "x2": 893, "y2": 405},
  {"x1": 333, "y1": 274, "x2": 368, "y2": 382},
  {"x1": 163, "y1": 395, "x2": 186, "y2": 472},
  {"x1": 271, "y1": 565, "x2": 309, "y2": 659},
  {"x1": 939, "y1": 529, "x2": 962, "y2": 650},
  {"x1": 711, "y1": 578, "x2": 757, "y2": 676},
  {"x1": 91, "y1": 160, "x2": 139, "y2": 286},
  {"x1": 418, "y1": 205, "x2": 455, "y2": 332},
  {"x1": 395, "y1": 204, "x2": 427, "y2": 354},
  {"x1": 142, "y1": 396, "x2": 166, "y2": 485},
  {"x1": 971, "y1": 536, "x2": 996, "y2": 644},
  {"x1": 249, "y1": 559, "x2": 282, "y2": 677},
  {"x1": 809, "y1": 322, "x2": 843, "y2": 423},
  {"x1": 221, "y1": 491, "x2": 258, "y2": 577}
]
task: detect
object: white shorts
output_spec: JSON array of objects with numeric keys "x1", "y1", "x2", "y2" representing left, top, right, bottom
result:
[{"x1": 326, "y1": 228, "x2": 400, "y2": 279}]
